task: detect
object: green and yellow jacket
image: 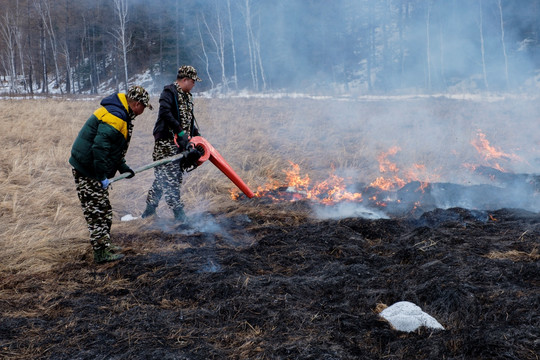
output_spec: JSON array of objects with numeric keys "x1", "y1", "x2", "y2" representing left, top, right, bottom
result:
[{"x1": 69, "y1": 93, "x2": 134, "y2": 181}]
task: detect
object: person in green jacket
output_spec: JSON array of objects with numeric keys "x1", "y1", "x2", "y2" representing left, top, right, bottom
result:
[{"x1": 69, "y1": 85, "x2": 153, "y2": 264}]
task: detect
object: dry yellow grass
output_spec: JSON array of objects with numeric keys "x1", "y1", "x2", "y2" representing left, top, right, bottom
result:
[
  {"x1": 486, "y1": 249, "x2": 539, "y2": 262},
  {"x1": 0, "y1": 97, "x2": 370, "y2": 278},
  {"x1": 1, "y1": 99, "x2": 91, "y2": 275}
]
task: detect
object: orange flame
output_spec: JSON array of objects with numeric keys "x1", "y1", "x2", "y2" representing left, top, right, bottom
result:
[
  {"x1": 471, "y1": 132, "x2": 509, "y2": 161},
  {"x1": 471, "y1": 131, "x2": 521, "y2": 171},
  {"x1": 284, "y1": 161, "x2": 310, "y2": 189},
  {"x1": 378, "y1": 146, "x2": 401, "y2": 173},
  {"x1": 232, "y1": 136, "x2": 520, "y2": 207},
  {"x1": 230, "y1": 188, "x2": 240, "y2": 200},
  {"x1": 369, "y1": 146, "x2": 407, "y2": 190},
  {"x1": 369, "y1": 177, "x2": 395, "y2": 191},
  {"x1": 244, "y1": 162, "x2": 363, "y2": 205},
  {"x1": 371, "y1": 148, "x2": 437, "y2": 190},
  {"x1": 307, "y1": 174, "x2": 363, "y2": 205},
  {"x1": 238, "y1": 145, "x2": 444, "y2": 205}
]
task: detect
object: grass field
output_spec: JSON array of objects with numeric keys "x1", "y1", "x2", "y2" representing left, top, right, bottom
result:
[
  {"x1": 1, "y1": 96, "x2": 539, "y2": 359},
  {"x1": 2, "y1": 95, "x2": 540, "y2": 274},
  {"x1": 0, "y1": 97, "x2": 294, "y2": 274}
]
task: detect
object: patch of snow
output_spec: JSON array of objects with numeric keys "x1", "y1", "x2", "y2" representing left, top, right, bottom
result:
[
  {"x1": 196, "y1": 89, "x2": 540, "y2": 102},
  {"x1": 121, "y1": 214, "x2": 139, "y2": 221}
]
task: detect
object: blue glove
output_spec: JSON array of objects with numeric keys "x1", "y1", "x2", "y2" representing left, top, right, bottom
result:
[{"x1": 100, "y1": 178, "x2": 110, "y2": 189}]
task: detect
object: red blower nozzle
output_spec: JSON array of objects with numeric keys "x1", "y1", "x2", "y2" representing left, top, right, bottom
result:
[{"x1": 190, "y1": 136, "x2": 254, "y2": 198}]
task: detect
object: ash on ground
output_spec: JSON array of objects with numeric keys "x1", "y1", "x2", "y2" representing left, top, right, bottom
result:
[{"x1": 1, "y1": 205, "x2": 538, "y2": 359}]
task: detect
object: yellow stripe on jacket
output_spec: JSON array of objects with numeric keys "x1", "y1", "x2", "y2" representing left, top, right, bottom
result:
[{"x1": 93, "y1": 95, "x2": 129, "y2": 140}]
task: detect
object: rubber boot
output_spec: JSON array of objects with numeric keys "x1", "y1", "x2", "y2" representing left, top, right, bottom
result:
[
  {"x1": 109, "y1": 244, "x2": 123, "y2": 253},
  {"x1": 94, "y1": 247, "x2": 124, "y2": 264},
  {"x1": 141, "y1": 204, "x2": 157, "y2": 218},
  {"x1": 173, "y1": 207, "x2": 186, "y2": 222}
]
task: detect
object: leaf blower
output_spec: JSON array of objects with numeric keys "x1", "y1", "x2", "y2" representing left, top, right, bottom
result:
[{"x1": 110, "y1": 136, "x2": 254, "y2": 199}]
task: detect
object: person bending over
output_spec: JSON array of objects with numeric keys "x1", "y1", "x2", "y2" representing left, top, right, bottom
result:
[{"x1": 70, "y1": 85, "x2": 153, "y2": 264}]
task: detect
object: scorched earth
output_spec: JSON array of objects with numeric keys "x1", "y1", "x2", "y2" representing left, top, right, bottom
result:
[{"x1": 1, "y1": 199, "x2": 538, "y2": 359}]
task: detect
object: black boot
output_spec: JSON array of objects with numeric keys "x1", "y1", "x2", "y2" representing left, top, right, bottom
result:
[
  {"x1": 173, "y1": 207, "x2": 186, "y2": 222},
  {"x1": 141, "y1": 204, "x2": 157, "y2": 218}
]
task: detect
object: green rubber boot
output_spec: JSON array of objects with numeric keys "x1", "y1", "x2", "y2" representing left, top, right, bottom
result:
[
  {"x1": 173, "y1": 207, "x2": 186, "y2": 222},
  {"x1": 94, "y1": 247, "x2": 124, "y2": 264},
  {"x1": 109, "y1": 244, "x2": 123, "y2": 253},
  {"x1": 141, "y1": 204, "x2": 157, "y2": 218}
]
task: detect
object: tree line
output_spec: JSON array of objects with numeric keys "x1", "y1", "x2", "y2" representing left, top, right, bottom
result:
[{"x1": 1, "y1": 0, "x2": 540, "y2": 95}]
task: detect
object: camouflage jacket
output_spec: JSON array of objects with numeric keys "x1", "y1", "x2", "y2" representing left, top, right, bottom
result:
[{"x1": 152, "y1": 83, "x2": 199, "y2": 141}]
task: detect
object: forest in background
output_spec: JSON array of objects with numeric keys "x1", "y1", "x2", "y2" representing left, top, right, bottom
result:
[{"x1": 1, "y1": 0, "x2": 540, "y2": 95}]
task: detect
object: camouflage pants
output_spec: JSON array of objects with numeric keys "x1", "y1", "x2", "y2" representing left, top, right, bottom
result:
[
  {"x1": 145, "y1": 139, "x2": 184, "y2": 211},
  {"x1": 72, "y1": 169, "x2": 112, "y2": 250}
]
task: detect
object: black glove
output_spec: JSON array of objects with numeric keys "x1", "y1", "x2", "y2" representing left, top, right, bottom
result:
[
  {"x1": 174, "y1": 132, "x2": 190, "y2": 149},
  {"x1": 123, "y1": 168, "x2": 135, "y2": 179},
  {"x1": 182, "y1": 147, "x2": 202, "y2": 170}
]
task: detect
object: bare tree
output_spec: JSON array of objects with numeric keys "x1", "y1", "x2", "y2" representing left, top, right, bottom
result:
[
  {"x1": 85, "y1": 9, "x2": 101, "y2": 95},
  {"x1": 425, "y1": 1, "x2": 432, "y2": 91},
  {"x1": 202, "y1": 1, "x2": 228, "y2": 92},
  {"x1": 197, "y1": 16, "x2": 215, "y2": 89},
  {"x1": 61, "y1": 0, "x2": 73, "y2": 94},
  {"x1": 241, "y1": 0, "x2": 266, "y2": 91},
  {"x1": 0, "y1": 56, "x2": 10, "y2": 87},
  {"x1": 175, "y1": 0, "x2": 182, "y2": 68},
  {"x1": 242, "y1": 0, "x2": 257, "y2": 89},
  {"x1": 227, "y1": 0, "x2": 238, "y2": 90},
  {"x1": 0, "y1": 10, "x2": 17, "y2": 93},
  {"x1": 253, "y1": 20, "x2": 266, "y2": 90},
  {"x1": 25, "y1": 0, "x2": 35, "y2": 94},
  {"x1": 60, "y1": 40, "x2": 72, "y2": 94},
  {"x1": 80, "y1": 14, "x2": 94, "y2": 93},
  {"x1": 497, "y1": 0, "x2": 509, "y2": 89},
  {"x1": 34, "y1": 0, "x2": 62, "y2": 93},
  {"x1": 366, "y1": 0, "x2": 375, "y2": 92},
  {"x1": 478, "y1": 0, "x2": 489, "y2": 90},
  {"x1": 13, "y1": 0, "x2": 28, "y2": 92},
  {"x1": 39, "y1": 19, "x2": 48, "y2": 93},
  {"x1": 111, "y1": 0, "x2": 131, "y2": 92},
  {"x1": 437, "y1": 6, "x2": 447, "y2": 90}
]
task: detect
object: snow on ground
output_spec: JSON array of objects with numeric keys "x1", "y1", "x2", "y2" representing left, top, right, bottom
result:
[
  {"x1": 2, "y1": 71, "x2": 540, "y2": 102},
  {"x1": 3, "y1": 91, "x2": 538, "y2": 103}
]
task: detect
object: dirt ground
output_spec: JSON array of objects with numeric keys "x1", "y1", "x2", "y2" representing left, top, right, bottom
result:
[{"x1": 1, "y1": 200, "x2": 538, "y2": 360}]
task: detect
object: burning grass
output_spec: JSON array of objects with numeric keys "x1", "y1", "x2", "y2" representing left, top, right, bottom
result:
[{"x1": 1, "y1": 96, "x2": 539, "y2": 359}]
